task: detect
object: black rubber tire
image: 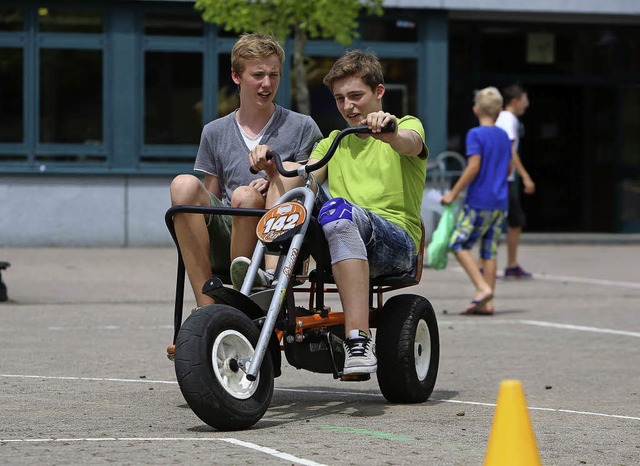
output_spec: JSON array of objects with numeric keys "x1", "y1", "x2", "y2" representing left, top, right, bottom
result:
[
  {"x1": 376, "y1": 294, "x2": 439, "y2": 403},
  {"x1": 174, "y1": 304, "x2": 274, "y2": 430}
]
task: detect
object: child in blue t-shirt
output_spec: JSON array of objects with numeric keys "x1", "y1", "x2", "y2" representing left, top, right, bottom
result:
[{"x1": 441, "y1": 86, "x2": 512, "y2": 315}]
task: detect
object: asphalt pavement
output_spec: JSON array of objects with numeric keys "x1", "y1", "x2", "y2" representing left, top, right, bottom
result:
[{"x1": 0, "y1": 242, "x2": 639, "y2": 465}]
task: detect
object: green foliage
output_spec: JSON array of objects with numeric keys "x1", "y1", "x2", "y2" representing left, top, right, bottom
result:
[{"x1": 195, "y1": 0, "x2": 383, "y2": 46}]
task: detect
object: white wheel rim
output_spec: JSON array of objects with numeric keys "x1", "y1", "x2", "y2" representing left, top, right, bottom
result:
[
  {"x1": 211, "y1": 329, "x2": 259, "y2": 399},
  {"x1": 414, "y1": 319, "x2": 431, "y2": 380}
]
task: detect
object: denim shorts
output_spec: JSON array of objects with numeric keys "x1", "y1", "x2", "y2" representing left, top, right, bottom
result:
[{"x1": 316, "y1": 187, "x2": 417, "y2": 278}]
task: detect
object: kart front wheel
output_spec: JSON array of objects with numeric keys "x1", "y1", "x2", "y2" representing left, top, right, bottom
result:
[
  {"x1": 376, "y1": 294, "x2": 439, "y2": 403},
  {"x1": 174, "y1": 304, "x2": 274, "y2": 430}
]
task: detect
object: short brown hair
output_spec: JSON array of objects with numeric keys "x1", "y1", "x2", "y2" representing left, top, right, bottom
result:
[
  {"x1": 502, "y1": 84, "x2": 526, "y2": 104},
  {"x1": 231, "y1": 33, "x2": 285, "y2": 75},
  {"x1": 322, "y1": 50, "x2": 384, "y2": 92}
]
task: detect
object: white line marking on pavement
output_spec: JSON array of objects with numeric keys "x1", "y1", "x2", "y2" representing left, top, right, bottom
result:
[
  {"x1": 439, "y1": 318, "x2": 640, "y2": 339},
  {"x1": 0, "y1": 437, "x2": 326, "y2": 465},
  {"x1": 433, "y1": 398, "x2": 640, "y2": 421},
  {"x1": 3, "y1": 374, "x2": 639, "y2": 422},
  {"x1": 451, "y1": 266, "x2": 640, "y2": 289},
  {"x1": 519, "y1": 319, "x2": 640, "y2": 338},
  {"x1": 0, "y1": 374, "x2": 177, "y2": 384},
  {"x1": 219, "y1": 438, "x2": 327, "y2": 466},
  {"x1": 47, "y1": 325, "x2": 174, "y2": 331},
  {"x1": 534, "y1": 273, "x2": 640, "y2": 289}
]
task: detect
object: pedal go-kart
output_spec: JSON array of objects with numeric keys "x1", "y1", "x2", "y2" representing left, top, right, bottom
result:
[{"x1": 165, "y1": 124, "x2": 440, "y2": 431}]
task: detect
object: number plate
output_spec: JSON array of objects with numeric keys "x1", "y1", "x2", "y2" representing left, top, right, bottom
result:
[{"x1": 256, "y1": 201, "x2": 307, "y2": 243}]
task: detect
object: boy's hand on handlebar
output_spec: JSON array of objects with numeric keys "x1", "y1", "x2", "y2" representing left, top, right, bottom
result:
[
  {"x1": 361, "y1": 111, "x2": 398, "y2": 143},
  {"x1": 249, "y1": 144, "x2": 277, "y2": 177}
]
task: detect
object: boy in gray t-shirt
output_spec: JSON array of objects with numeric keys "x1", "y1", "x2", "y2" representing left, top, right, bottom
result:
[{"x1": 168, "y1": 33, "x2": 321, "y2": 328}]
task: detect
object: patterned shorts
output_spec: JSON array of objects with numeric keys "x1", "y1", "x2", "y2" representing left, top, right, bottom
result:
[{"x1": 449, "y1": 205, "x2": 506, "y2": 260}]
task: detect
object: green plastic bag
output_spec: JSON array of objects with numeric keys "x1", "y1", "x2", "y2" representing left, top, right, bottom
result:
[{"x1": 427, "y1": 203, "x2": 456, "y2": 270}]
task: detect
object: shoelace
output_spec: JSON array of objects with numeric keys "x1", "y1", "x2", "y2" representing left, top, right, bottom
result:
[{"x1": 345, "y1": 338, "x2": 370, "y2": 357}]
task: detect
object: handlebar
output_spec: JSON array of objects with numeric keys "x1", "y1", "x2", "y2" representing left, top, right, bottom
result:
[{"x1": 250, "y1": 122, "x2": 397, "y2": 177}]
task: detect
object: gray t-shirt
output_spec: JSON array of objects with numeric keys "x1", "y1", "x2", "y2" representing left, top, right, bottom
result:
[{"x1": 194, "y1": 105, "x2": 322, "y2": 206}]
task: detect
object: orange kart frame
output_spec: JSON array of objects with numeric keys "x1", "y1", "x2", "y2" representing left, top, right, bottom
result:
[{"x1": 165, "y1": 205, "x2": 425, "y2": 352}]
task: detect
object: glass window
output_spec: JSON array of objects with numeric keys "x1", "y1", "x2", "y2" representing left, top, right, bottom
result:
[
  {"x1": 39, "y1": 49, "x2": 103, "y2": 143},
  {"x1": 381, "y1": 58, "x2": 417, "y2": 117},
  {"x1": 620, "y1": 86, "x2": 640, "y2": 231},
  {"x1": 449, "y1": 22, "x2": 473, "y2": 74},
  {"x1": 144, "y1": 51, "x2": 203, "y2": 144},
  {"x1": 38, "y1": 8, "x2": 103, "y2": 33},
  {"x1": 479, "y1": 25, "x2": 526, "y2": 73},
  {"x1": 218, "y1": 54, "x2": 239, "y2": 117},
  {"x1": 0, "y1": 48, "x2": 23, "y2": 142},
  {"x1": 144, "y1": 12, "x2": 203, "y2": 36},
  {"x1": 306, "y1": 56, "x2": 341, "y2": 135},
  {"x1": 361, "y1": 14, "x2": 418, "y2": 42},
  {"x1": 0, "y1": 7, "x2": 23, "y2": 31},
  {"x1": 621, "y1": 27, "x2": 640, "y2": 76}
]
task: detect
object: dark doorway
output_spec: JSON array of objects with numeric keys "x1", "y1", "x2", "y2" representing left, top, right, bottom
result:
[{"x1": 521, "y1": 84, "x2": 616, "y2": 232}]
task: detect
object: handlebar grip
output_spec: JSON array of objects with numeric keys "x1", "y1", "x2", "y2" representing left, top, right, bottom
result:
[
  {"x1": 383, "y1": 121, "x2": 397, "y2": 133},
  {"x1": 249, "y1": 153, "x2": 274, "y2": 175},
  {"x1": 351, "y1": 121, "x2": 397, "y2": 134}
]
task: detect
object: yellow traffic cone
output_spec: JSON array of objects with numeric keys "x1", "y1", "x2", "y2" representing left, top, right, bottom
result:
[{"x1": 484, "y1": 379, "x2": 542, "y2": 466}]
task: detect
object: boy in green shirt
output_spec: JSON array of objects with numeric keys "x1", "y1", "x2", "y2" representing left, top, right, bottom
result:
[{"x1": 250, "y1": 50, "x2": 428, "y2": 375}]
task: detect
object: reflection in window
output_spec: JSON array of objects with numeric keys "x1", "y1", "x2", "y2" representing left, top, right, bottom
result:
[
  {"x1": 361, "y1": 14, "x2": 418, "y2": 42},
  {"x1": 218, "y1": 54, "x2": 239, "y2": 118},
  {"x1": 144, "y1": 12, "x2": 203, "y2": 36},
  {"x1": 620, "y1": 86, "x2": 640, "y2": 230},
  {"x1": 38, "y1": 9, "x2": 103, "y2": 33},
  {"x1": 0, "y1": 48, "x2": 23, "y2": 142},
  {"x1": 622, "y1": 27, "x2": 640, "y2": 75},
  {"x1": 39, "y1": 49, "x2": 102, "y2": 143},
  {"x1": 145, "y1": 52, "x2": 202, "y2": 144},
  {"x1": 0, "y1": 7, "x2": 23, "y2": 31},
  {"x1": 305, "y1": 56, "x2": 347, "y2": 135}
]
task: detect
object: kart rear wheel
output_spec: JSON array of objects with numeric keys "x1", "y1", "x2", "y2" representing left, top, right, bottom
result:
[
  {"x1": 376, "y1": 294, "x2": 439, "y2": 403},
  {"x1": 174, "y1": 304, "x2": 274, "y2": 430}
]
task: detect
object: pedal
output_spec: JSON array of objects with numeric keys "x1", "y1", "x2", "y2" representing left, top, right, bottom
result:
[
  {"x1": 340, "y1": 373, "x2": 371, "y2": 382},
  {"x1": 166, "y1": 344, "x2": 175, "y2": 361}
]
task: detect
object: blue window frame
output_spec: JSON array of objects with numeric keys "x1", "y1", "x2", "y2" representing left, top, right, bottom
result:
[{"x1": 0, "y1": 2, "x2": 439, "y2": 175}]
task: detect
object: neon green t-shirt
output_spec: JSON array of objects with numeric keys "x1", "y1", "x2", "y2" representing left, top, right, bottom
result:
[{"x1": 311, "y1": 115, "x2": 428, "y2": 249}]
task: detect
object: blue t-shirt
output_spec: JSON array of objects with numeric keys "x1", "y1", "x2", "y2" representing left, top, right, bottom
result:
[{"x1": 464, "y1": 125, "x2": 511, "y2": 210}]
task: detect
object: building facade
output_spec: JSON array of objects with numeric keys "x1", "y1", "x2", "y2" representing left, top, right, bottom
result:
[{"x1": 1, "y1": 0, "x2": 638, "y2": 246}]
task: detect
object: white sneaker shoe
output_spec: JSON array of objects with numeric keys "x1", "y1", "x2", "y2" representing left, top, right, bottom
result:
[
  {"x1": 230, "y1": 256, "x2": 273, "y2": 291},
  {"x1": 343, "y1": 331, "x2": 377, "y2": 375}
]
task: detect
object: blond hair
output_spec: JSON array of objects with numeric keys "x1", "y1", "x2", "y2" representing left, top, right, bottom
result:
[
  {"x1": 473, "y1": 86, "x2": 503, "y2": 118},
  {"x1": 231, "y1": 33, "x2": 285, "y2": 75}
]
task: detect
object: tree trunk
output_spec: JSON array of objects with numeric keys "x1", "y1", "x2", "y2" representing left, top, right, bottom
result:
[{"x1": 293, "y1": 24, "x2": 310, "y2": 115}]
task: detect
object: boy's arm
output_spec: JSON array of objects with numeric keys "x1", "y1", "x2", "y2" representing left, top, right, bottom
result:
[
  {"x1": 365, "y1": 111, "x2": 423, "y2": 157},
  {"x1": 441, "y1": 155, "x2": 481, "y2": 205},
  {"x1": 385, "y1": 128, "x2": 424, "y2": 157},
  {"x1": 307, "y1": 157, "x2": 328, "y2": 185},
  {"x1": 511, "y1": 142, "x2": 535, "y2": 194}
]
